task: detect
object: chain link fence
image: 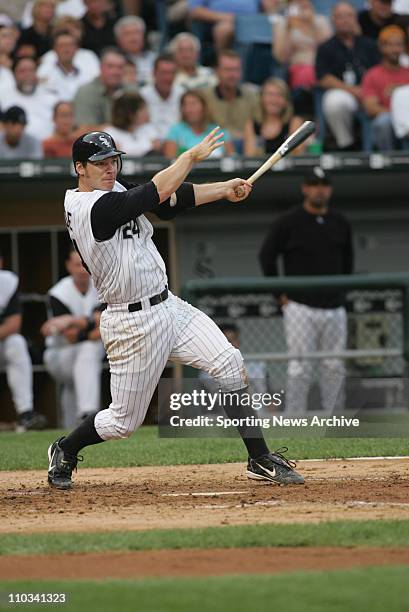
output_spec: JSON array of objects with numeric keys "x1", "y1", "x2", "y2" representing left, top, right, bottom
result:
[{"x1": 184, "y1": 274, "x2": 409, "y2": 412}]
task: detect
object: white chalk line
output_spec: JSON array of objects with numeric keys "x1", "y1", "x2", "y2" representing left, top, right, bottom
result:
[
  {"x1": 300, "y1": 456, "x2": 409, "y2": 462},
  {"x1": 190, "y1": 500, "x2": 409, "y2": 511},
  {"x1": 162, "y1": 491, "x2": 247, "y2": 498}
]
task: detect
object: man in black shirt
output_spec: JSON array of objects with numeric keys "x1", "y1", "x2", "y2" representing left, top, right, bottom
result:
[
  {"x1": 259, "y1": 167, "x2": 354, "y2": 414},
  {"x1": 316, "y1": 2, "x2": 379, "y2": 150},
  {"x1": 358, "y1": 0, "x2": 409, "y2": 40},
  {"x1": 81, "y1": 0, "x2": 117, "y2": 56}
]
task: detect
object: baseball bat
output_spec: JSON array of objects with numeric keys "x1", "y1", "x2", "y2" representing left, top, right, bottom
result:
[{"x1": 234, "y1": 121, "x2": 315, "y2": 198}]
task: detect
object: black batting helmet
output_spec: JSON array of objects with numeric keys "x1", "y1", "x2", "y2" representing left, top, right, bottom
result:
[{"x1": 72, "y1": 131, "x2": 125, "y2": 171}]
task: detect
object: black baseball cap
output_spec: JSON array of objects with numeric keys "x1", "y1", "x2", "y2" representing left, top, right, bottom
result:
[
  {"x1": 2, "y1": 106, "x2": 27, "y2": 125},
  {"x1": 303, "y1": 166, "x2": 331, "y2": 186}
]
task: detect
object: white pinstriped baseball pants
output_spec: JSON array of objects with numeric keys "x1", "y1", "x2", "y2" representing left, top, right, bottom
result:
[
  {"x1": 96, "y1": 292, "x2": 247, "y2": 440},
  {"x1": 282, "y1": 300, "x2": 347, "y2": 414}
]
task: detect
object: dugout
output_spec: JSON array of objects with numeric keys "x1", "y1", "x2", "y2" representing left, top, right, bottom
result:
[{"x1": 1, "y1": 152, "x2": 409, "y2": 424}]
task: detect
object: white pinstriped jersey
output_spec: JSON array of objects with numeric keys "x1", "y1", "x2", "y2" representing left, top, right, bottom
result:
[
  {"x1": 64, "y1": 181, "x2": 168, "y2": 304},
  {"x1": 46, "y1": 276, "x2": 100, "y2": 349}
]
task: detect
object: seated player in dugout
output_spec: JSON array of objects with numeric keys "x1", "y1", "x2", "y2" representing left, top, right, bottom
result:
[
  {"x1": 41, "y1": 247, "x2": 105, "y2": 428},
  {"x1": 0, "y1": 249, "x2": 47, "y2": 432},
  {"x1": 47, "y1": 128, "x2": 305, "y2": 489}
]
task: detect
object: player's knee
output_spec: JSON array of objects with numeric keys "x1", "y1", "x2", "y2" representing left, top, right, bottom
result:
[
  {"x1": 210, "y1": 347, "x2": 247, "y2": 391},
  {"x1": 288, "y1": 359, "x2": 312, "y2": 378},
  {"x1": 3, "y1": 334, "x2": 29, "y2": 361},
  {"x1": 322, "y1": 359, "x2": 345, "y2": 375},
  {"x1": 112, "y1": 423, "x2": 134, "y2": 439},
  {"x1": 323, "y1": 90, "x2": 349, "y2": 116}
]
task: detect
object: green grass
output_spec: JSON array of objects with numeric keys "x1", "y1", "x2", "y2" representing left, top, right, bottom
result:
[
  {"x1": 1, "y1": 567, "x2": 409, "y2": 612},
  {"x1": 0, "y1": 427, "x2": 407, "y2": 471},
  {"x1": 1, "y1": 520, "x2": 409, "y2": 557}
]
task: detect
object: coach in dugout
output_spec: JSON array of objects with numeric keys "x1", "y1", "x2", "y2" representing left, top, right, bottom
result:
[{"x1": 259, "y1": 167, "x2": 354, "y2": 414}]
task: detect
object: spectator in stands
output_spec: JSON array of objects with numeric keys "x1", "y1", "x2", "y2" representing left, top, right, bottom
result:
[
  {"x1": 0, "y1": 24, "x2": 19, "y2": 69},
  {"x1": 169, "y1": 32, "x2": 218, "y2": 91},
  {"x1": 0, "y1": 249, "x2": 46, "y2": 432},
  {"x1": 167, "y1": 0, "x2": 190, "y2": 33},
  {"x1": 123, "y1": 56, "x2": 138, "y2": 85},
  {"x1": 201, "y1": 50, "x2": 261, "y2": 150},
  {"x1": 0, "y1": 57, "x2": 57, "y2": 140},
  {"x1": 188, "y1": 0, "x2": 275, "y2": 52},
  {"x1": 20, "y1": 0, "x2": 87, "y2": 26},
  {"x1": 362, "y1": 25, "x2": 409, "y2": 150},
  {"x1": 41, "y1": 247, "x2": 105, "y2": 428},
  {"x1": 140, "y1": 54, "x2": 183, "y2": 140},
  {"x1": 114, "y1": 15, "x2": 156, "y2": 86},
  {"x1": 394, "y1": 0, "x2": 409, "y2": 14},
  {"x1": 273, "y1": 0, "x2": 332, "y2": 118},
  {"x1": 391, "y1": 83, "x2": 409, "y2": 146},
  {"x1": 358, "y1": 0, "x2": 409, "y2": 40},
  {"x1": 56, "y1": 0, "x2": 87, "y2": 19},
  {"x1": 0, "y1": 26, "x2": 18, "y2": 91},
  {"x1": 81, "y1": 0, "x2": 116, "y2": 56},
  {"x1": 0, "y1": 106, "x2": 43, "y2": 159},
  {"x1": 243, "y1": 78, "x2": 305, "y2": 156},
  {"x1": 18, "y1": 0, "x2": 57, "y2": 58},
  {"x1": 259, "y1": 167, "x2": 353, "y2": 414},
  {"x1": 316, "y1": 2, "x2": 379, "y2": 151},
  {"x1": 74, "y1": 47, "x2": 131, "y2": 129},
  {"x1": 163, "y1": 89, "x2": 234, "y2": 158},
  {"x1": 39, "y1": 15, "x2": 100, "y2": 77},
  {"x1": 0, "y1": 1, "x2": 28, "y2": 24},
  {"x1": 103, "y1": 91, "x2": 160, "y2": 156},
  {"x1": 38, "y1": 31, "x2": 95, "y2": 100},
  {"x1": 13, "y1": 42, "x2": 38, "y2": 60},
  {"x1": 43, "y1": 101, "x2": 77, "y2": 157}
]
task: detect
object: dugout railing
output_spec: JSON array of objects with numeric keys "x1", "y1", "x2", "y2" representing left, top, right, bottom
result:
[{"x1": 183, "y1": 273, "x2": 409, "y2": 411}]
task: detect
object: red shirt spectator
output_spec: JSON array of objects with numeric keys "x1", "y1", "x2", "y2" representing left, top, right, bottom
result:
[
  {"x1": 362, "y1": 25, "x2": 409, "y2": 111},
  {"x1": 362, "y1": 62, "x2": 409, "y2": 108}
]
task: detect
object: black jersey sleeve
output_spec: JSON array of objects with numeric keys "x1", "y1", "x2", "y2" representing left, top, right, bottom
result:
[
  {"x1": 152, "y1": 182, "x2": 196, "y2": 220},
  {"x1": 119, "y1": 178, "x2": 196, "y2": 220},
  {"x1": 91, "y1": 181, "x2": 160, "y2": 242}
]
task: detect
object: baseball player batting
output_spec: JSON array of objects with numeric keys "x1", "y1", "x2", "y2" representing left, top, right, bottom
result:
[{"x1": 47, "y1": 128, "x2": 304, "y2": 489}]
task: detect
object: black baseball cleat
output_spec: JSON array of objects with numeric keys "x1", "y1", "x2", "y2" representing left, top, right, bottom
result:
[
  {"x1": 47, "y1": 437, "x2": 83, "y2": 490},
  {"x1": 247, "y1": 447, "x2": 305, "y2": 485},
  {"x1": 16, "y1": 410, "x2": 47, "y2": 433}
]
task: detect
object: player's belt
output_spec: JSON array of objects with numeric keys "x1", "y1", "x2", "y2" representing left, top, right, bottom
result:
[{"x1": 128, "y1": 287, "x2": 168, "y2": 312}]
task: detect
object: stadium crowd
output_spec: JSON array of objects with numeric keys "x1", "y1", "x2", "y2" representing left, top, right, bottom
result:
[{"x1": 0, "y1": 0, "x2": 409, "y2": 159}]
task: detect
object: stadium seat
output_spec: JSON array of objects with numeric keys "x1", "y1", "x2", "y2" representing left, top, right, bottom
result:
[
  {"x1": 312, "y1": 0, "x2": 366, "y2": 17},
  {"x1": 234, "y1": 14, "x2": 279, "y2": 85}
]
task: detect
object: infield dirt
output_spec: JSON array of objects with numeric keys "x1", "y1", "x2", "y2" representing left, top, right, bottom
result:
[{"x1": 1, "y1": 458, "x2": 409, "y2": 534}]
